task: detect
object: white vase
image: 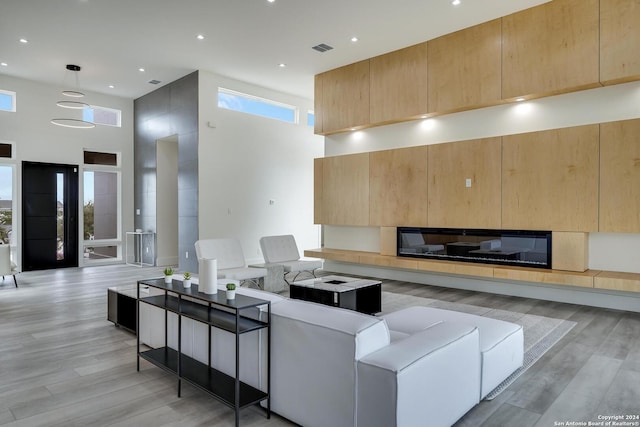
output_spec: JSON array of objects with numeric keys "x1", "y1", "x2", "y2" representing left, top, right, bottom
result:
[
  {"x1": 226, "y1": 289, "x2": 236, "y2": 300},
  {"x1": 183, "y1": 279, "x2": 191, "y2": 288},
  {"x1": 164, "y1": 275, "x2": 172, "y2": 284}
]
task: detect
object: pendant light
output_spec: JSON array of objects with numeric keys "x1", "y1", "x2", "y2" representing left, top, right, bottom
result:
[{"x1": 51, "y1": 64, "x2": 95, "y2": 129}]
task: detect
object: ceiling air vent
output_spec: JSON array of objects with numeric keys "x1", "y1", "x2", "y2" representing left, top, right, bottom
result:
[
  {"x1": 148, "y1": 80, "x2": 161, "y2": 85},
  {"x1": 312, "y1": 43, "x2": 334, "y2": 53}
]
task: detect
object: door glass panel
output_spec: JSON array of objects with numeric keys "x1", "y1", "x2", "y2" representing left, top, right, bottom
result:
[
  {"x1": 84, "y1": 171, "x2": 117, "y2": 240},
  {"x1": 0, "y1": 165, "x2": 12, "y2": 244},
  {"x1": 57, "y1": 172, "x2": 64, "y2": 260}
]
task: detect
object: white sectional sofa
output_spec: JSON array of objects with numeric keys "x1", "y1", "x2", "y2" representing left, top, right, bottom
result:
[
  {"x1": 382, "y1": 306, "x2": 523, "y2": 399},
  {"x1": 138, "y1": 281, "x2": 523, "y2": 427}
]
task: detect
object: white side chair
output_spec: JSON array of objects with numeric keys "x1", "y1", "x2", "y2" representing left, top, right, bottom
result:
[
  {"x1": 0, "y1": 244, "x2": 18, "y2": 287},
  {"x1": 259, "y1": 235, "x2": 322, "y2": 283},
  {"x1": 194, "y1": 238, "x2": 267, "y2": 288}
]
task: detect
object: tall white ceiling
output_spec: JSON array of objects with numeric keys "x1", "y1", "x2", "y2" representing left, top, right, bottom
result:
[{"x1": 0, "y1": 0, "x2": 550, "y2": 100}]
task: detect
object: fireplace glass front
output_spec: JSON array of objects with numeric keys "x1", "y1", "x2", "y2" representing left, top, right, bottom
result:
[{"x1": 397, "y1": 228, "x2": 552, "y2": 269}]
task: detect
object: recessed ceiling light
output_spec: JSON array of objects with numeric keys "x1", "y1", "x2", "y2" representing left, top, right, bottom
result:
[
  {"x1": 19, "y1": 38, "x2": 28, "y2": 43},
  {"x1": 1, "y1": 62, "x2": 7, "y2": 67},
  {"x1": 452, "y1": 0, "x2": 461, "y2": 5},
  {"x1": 278, "y1": 63, "x2": 286, "y2": 68},
  {"x1": 108, "y1": 85, "x2": 115, "y2": 89},
  {"x1": 351, "y1": 37, "x2": 358, "y2": 42},
  {"x1": 197, "y1": 34, "x2": 205, "y2": 40},
  {"x1": 267, "y1": 0, "x2": 275, "y2": 3},
  {"x1": 139, "y1": 68, "x2": 145, "y2": 72}
]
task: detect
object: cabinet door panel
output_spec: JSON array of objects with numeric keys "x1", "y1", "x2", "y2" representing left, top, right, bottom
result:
[
  {"x1": 428, "y1": 138, "x2": 502, "y2": 229},
  {"x1": 599, "y1": 119, "x2": 640, "y2": 232},
  {"x1": 502, "y1": 125, "x2": 599, "y2": 231},
  {"x1": 600, "y1": 0, "x2": 640, "y2": 85},
  {"x1": 322, "y1": 153, "x2": 370, "y2": 226},
  {"x1": 369, "y1": 146, "x2": 428, "y2": 227},
  {"x1": 502, "y1": 0, "x2": 600, "y2": 99},
  {"x1": 370, "y1": 42, "x2": 428, "y2": 124},
  {"x1": 321, "y1": 60, "x2": 370, "y2": 134},
  {"x1": 428, "y1": 19, "x2": 502, "y2": 113}
]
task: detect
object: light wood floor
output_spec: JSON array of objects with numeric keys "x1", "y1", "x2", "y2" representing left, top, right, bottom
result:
[{"x1": 0, "y1": 265, "x2": 638, "y2": 426}]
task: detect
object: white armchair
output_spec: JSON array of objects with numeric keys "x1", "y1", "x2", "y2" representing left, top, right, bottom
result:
[
  {"x1": 0, "y1": 244, "x2": 18, "y2": 287},
  {"x1": 194, "y1": 238, "x2": 267, "y2": 288},
  {"x1": 259, "y1": 234, "x2": 322, "y2": 283}
]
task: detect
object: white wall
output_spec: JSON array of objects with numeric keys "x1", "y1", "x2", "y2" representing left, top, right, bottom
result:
[
  {"x1": 198, "y1": 71, "x2": 324, "y2": 264},
  {"x1": 324, "y1": 81, "x2": 640, "y2": 274},
  {"x1": 0, "y1": 74, "x2": 134, "y2": 269}
]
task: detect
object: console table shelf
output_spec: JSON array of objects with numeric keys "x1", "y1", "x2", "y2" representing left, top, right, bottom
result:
[
  {"x1": 140, "y1": 347, "x2": 268, "y2": 408},
  {"x1": 139, "y1": 294, "x2": 268, "y2": 334},
  {"x1": 136, "y1": 278, "x2": 271, "y2": 427}
]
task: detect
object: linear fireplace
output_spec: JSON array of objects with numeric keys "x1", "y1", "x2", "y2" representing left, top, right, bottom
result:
[{"x1": 397, "y1": 227, "x2": 552, "y2": 269}]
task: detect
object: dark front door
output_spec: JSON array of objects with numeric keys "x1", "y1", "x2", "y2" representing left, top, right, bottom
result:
[{"x1": 22, "y1": 161, "x2": 79, "y2": 271}]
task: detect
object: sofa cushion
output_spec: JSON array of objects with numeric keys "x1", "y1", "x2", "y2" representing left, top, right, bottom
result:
[{"x1": 382, "y1": 306, "x2": 523, "y2": 399}]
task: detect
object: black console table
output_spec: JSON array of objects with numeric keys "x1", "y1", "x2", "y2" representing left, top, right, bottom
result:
[{"x1": 136, "y1": 278, "x2": 270, "y2": 426}]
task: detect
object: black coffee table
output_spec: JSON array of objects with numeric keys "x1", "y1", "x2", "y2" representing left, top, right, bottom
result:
[{"x1": 289, "y1": 275, "x2": 382, "y2": 314}]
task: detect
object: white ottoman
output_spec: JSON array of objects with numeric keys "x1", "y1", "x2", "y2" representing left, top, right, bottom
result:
[{"x1": 382, "y1": 306, "x2": 524, "y2": 399}]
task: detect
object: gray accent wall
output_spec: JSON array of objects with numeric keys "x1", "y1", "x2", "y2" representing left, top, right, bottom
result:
[{"x1": 134, "y1": 71, "x2": 199, "y2": 273}]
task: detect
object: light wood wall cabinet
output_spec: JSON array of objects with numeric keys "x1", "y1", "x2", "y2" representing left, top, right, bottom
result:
[
  {"x1": 321, "y1": 153, "x2": 370, "y2": 226},
  {"x1": 599, "y1": 118, "x2": 640, "y2": 232},
  {"x1": 600, "y1": 0, "x2": 640, "y2": 85},
  {"x1": 369, "y1": 42, "x2": 429, "y2": 124},
  {"x1": 314, "y1": 0, "x2": 640, "y2": 135},
  {"x1": 552, "y1": 232, "x2": 589, "y2": 272},
  {"x1": 369, "y1": 146, "x2": 428, "y2": 227},
  {"x1": 502, "y1": 125, "x2": 599, "y2": 232},
  {"x1": 501, "y1": 0, "x2": 600, "y2": 99},
  {"x1": 428, "y1": 19, "x2": 502, "y2": 113},
  {"x1": 428, "y1": 138, "x2": 502, "y2": 229},
  {"x1": 319, "y1": 60, "x2": 370, "y2": 134},
  {"x1": 380, "y1": 227, "x2": 397, "y2": 256},
  {"x1": 314, "y1": 158, "x2": 324, "y2": 224}
]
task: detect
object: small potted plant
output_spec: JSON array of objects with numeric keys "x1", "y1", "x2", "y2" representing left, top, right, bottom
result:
[
  {"x1": 163, "y1": 267, "x2": 174, "y2": 284},
  {"x1": 183, "y1": 271, "x2": 192, "y2": 288},
  {"x1": 226, "y1": 282, "x2": 236, "y2": 300}
]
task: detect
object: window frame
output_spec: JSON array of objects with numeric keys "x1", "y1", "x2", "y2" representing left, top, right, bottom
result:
[
  {"x1": 81, "y1": 150, "x2": 122, "y2": 266},
  {"x1": 0, "y1": 160, "x2": 17, "y2": 267},
  {"x1": 0, "y1": 89, "x2": 16, "y2": 113},
  {"x1": 83, "y1": 104, "x2": 122, "y2": 127},
  {"x1": 217, "y1": 87, "x2": 299, "y2": 124}
]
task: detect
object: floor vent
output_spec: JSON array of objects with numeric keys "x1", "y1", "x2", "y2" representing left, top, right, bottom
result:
[{"x1": 312, "y1": 43, "x2": 334, "y2": 53}]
